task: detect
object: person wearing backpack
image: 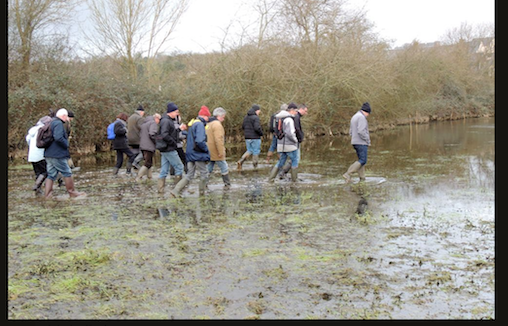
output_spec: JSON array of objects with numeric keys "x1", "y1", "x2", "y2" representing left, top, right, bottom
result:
[
  {"x1": 43, "y1": 108, "x2": 86, "y2": 198},
  {"x1": 279, "y1": 103, "x2": 308, "y2": 179},
  {"x1": 265, "y1": 103, "x2": 288, "y2": 163},
  {"x1": 268, "y1": 104, "x2": 299, "y2": 182},
  {"x1": 26, "y1": 115, "x2": 52, "y2": 195},
  {"x1": 112, "y1": 112, "x2": 137, "y2": 175},
  {"x1": 237, "y1": 104, "x2": 263, "y2": 170},
  {"x1": 135, "y1": 113, "x2": 161, "y2": 183}
]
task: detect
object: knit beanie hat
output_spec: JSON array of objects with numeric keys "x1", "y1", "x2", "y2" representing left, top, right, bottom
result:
[
  {"x1": 167, "y1": 102, "x2": 179, "y2": 113},
  {"x1": 198, "y1": 105, "x2": 211, "y2": 117},
  {"x1": 137, "y1": 105, "x2": 144, "y2": 111},
  {"x1": 361, "y1": 102, "x2": 371, "y2": 113},
  {"x1": 287, "y1": 102, "x2": 298, "y2": 110}
]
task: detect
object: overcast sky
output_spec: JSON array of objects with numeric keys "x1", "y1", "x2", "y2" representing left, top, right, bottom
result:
[{"x1": 167, "y1": 0, "x2": 495, "y2": 53}]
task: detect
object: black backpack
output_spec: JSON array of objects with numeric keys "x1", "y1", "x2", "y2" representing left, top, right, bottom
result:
[
  {"x1": 36, "y1": 118, "x2": 55, "y2": 148},
  {"x1": 274, "y1": 116, "x2": 293, "y2": 140}
]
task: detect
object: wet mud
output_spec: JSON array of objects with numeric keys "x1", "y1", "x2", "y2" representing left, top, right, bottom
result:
[{"x1": 8, "y1": 118, "x2": 495, "y2": 319}]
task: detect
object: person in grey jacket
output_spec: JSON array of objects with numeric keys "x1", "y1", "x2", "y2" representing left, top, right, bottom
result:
[
  {"x1": 343, "y1": 102, "x2": 371, "y2": 183},
  {"x1": 135, "y1": 113, "x2": 161, "y2": 182}
]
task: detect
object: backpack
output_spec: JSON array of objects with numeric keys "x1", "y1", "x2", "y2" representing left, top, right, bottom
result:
[
  {"x1": 36, "y1": 118, "x2": 55, "y2": 148},
  {"x1": 107, "y1": 121, "x2": 116, "y2": 140},
  {"x1": 274, "y1": 116, "x2": 292, "y2": 140}
]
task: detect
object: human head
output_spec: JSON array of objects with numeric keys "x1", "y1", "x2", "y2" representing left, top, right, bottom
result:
[
  {"x1": 137, "y1": 104, "x2": 145, "y2": 116},
  {"x1": 56, "y1": 108, "x2": 69, "y2": 122},
  {"x1": 361, "y1": 102, "x2": 371, "y2": 116},
  {"x1": 298, "y1": 104, "x2": 308, "y2": 116},
  {"x1": 117, "y1": 112, "x2": 129, "y2": 121},
  {"x1": 153, "y1": 113, "x2": 161, "y2": 124},
  {"x1": 167, "y1": 102, "x2": 179, "y2": 119},
  {"x1": 213, "y1": 107, "x2": 227, "y2": 122},
  {"x1": 252, "y1": 104, "x2": 261, "y2": 115},
  {"x1": 280, "y1": 103, "x2": 288, "y2": 111},
  {"x1": 287, "y1": 102, "x2": 298, "y2": 115},
  {"x1": 68, "y1": 110, "x2": 75, "y2": 120},
  {"x1": 198, "y1": 105, "x2": 211, "y2": 120}
]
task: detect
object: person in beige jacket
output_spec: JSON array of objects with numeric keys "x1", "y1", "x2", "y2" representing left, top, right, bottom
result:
[{"x1": 206, "y1": 107, "x2": 231, "y2": 189}]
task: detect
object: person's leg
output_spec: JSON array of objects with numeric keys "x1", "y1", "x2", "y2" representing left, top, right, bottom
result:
[
  {"x1": 216, "y1": 160, "x2": 231, "y2": 188},
  {"x1": 196, "y1": 161, "x2": 209, "y2": 196}
]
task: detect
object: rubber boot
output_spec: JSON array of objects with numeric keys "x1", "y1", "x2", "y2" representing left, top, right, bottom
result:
[
  {"x1": 236, "y1": 152, "x2": 250, "y2": 171},
  {"x1": 343, "y1": 161, "x2": 362, "y2": 184},
  {"x1": 44, "y1": 179, "x2": 54, "y2": 198},
  {"x1": 33, "y1": 174, "x2": 46, "y2": 191},
  {"x1": 126, "y1": 161, "x2": 133, "y2": 175},
  {"x1": 268, "y1": 165, "x2": 280, "y2": 182},
  {"x1": 133, "y1": 153, "x2": 143, "y2": 169},
  {"x1": 64, "y1": 177, "x2": 86, "y2": 198},
  {"x1": 198, "y1": 178, "x2": 207, "y2": 196},
  {"x1": 112, "y1": 167, "x2": 120, "y2": 175},
  {"x1": 252, "y1": 155, "x2": 259, "y2": 169},
  {"x1": 290, "y1": 167, "x2": 298, "y2": 182},
  {"x1": 173, "y1": 175, "x2": 182, "y2": 186},
  {"x1": 279, "y1": 161, "x2": 291, "y2": 179},
  {"x1": 157, "y1": 178, "x2": 166, "y2": 193},
  {"x1": 222, "y1": 173, "x2": 231, "y2": 190},
  {"x1": 170, "y1": 177, "x2": 190, "y2": 198},
  {"x1": 135, "y1": 166, "x2": 149, "y2": 183},
  {"x1": 358, "y1": 165, "x2": 366, "y2": 182}
]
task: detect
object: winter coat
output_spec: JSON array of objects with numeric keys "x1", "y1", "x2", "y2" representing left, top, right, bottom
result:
[
  {"x1": 156, "y1": 115, "x2": 178, "y2": 153},
  {"x1": 350, "y1": 110, "x2": 371, "y2": 146},
  {"x1": 242, "y1": 107, "x2": 263, "y2": 139},
  {"x1": 112, "y1": 119, "x2": 130, "y2": 150},
  {"x1": 275, "y1": 110, "x2": 298, "y2": 153},
  {"x1": 206, "y1": 116, "x2": 226, "y2": 161},
  {"x1": 185, "y1": 117, "x2": 210, "y2": 162},
  {"x1": 26, "y1": 120, "x2": 47, "y2": 163},
  {"x1": 127, "y1": 111, "x2": 145, "y2": 146},
  {"x1": 139, "y1": 116, "x2": 158, "y2": 152},
  {"x1": 294, "y1": 112, "x2": 304, "y2": 143},
  {"x1": 44, "y1": 117, "x2": 70, "y2": 159},
  {"x1": 173, "y1": 115, "x2": 186, "y2": 149}
]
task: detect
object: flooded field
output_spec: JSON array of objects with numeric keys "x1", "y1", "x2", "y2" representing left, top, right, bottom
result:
[{"x1": 7, "y1": 117, "x2": 495, "y2": 319}]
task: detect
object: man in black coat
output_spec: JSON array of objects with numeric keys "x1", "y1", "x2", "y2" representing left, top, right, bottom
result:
[{"x1": 237, "y1": 104, "x2": 263, "y2": 170}]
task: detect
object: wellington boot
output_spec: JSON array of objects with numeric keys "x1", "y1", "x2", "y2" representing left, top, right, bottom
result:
[
  {"x1": 222, "y1": 173, "x2": 231, "y2": 190},
  {"x1": 170, "y1": 177, "x2": 190, "y2": 198},
  {"x1": 158, "y1": 178, "x2": 166, "y2": 193},
  {"x1": 64, "y1": 177, "x2": 86, "y2": 198},
  {"x1": 33, "y1": 174, "x2": 46, "y2": 191},
  {"x1": 44, "y1": 179, "x2": 54, "y2": 198},
  {"x1": 173, "y1": 175, "x2": 182, "y2": 186},
  {"x1": 252, "y1": 155, "x2": 259, "y2": 169},
  {"x1": 268, "y1": 165, "x2": 281, "y2": 182},
  {"x1": 133, "y1": 153, "x2": 143, "y2": 169},
  {"x1": 343, "y1": 161, "x2": 362, "y2": 184},
  {"x1": 290, "y1": 167, "x2": 298, "y2": 182},
  {"x1": 237, "y1": 152, "x2": 250, "y2": 171},
  {"x1": 112, "y1": 167, "x2": 120, "y2": 175},
  {"x1": 135, "y1": 166, "x2": 149, "y2": 183},
  {"x1": 198, "y1": 179, "x2": 207, "y2": 196},
  {"x1": 126, "y1": 161, "x2": 133, "y2": 173},
  {"x1": 358, "y1": 165, "x2": 366, "y2": 182}
]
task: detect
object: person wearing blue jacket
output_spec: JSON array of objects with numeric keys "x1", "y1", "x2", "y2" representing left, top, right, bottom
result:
[
  {"x1": 44, "y1": 108, "x2": 86, "y2": 198},
  {"x1": 170, "y1": 106, "x2": 211, "y2": 197}
]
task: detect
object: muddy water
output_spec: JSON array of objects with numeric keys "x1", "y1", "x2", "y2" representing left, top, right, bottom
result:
[{"x1": 8, "y1": 117, "x2": 494, "y2": 319}]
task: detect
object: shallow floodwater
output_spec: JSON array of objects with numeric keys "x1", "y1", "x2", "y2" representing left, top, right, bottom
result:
[{"x1": 8, "y1": 117, "x2": 495, "y2": 319}]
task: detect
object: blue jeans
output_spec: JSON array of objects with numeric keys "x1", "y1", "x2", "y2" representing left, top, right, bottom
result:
[
  {"x1": 159, "y1": 151, "x2": 184, "y2": 179},
  {"x1": 353, "y1": 145, "x2": 368, "y2": 166},
  {"x1": 268, "y1": 135, "x2": 277, "y2": 153},
  {"x1": 245, "y1": 139, "x2": 261, "y2": 155},
  {"x1": 208, "y1": 160, "x2": 229, "y2": 175},
  {"x1": 276, "y1": 150, "x2": 299, "y2": 168},
  {"x1": 46, "y1": 157, "x2": 72, "y2": 180}
]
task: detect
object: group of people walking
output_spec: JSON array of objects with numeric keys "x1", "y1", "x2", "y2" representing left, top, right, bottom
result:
[{"x1": 26, "y1": 100, "x2": 372, "y2": 199}]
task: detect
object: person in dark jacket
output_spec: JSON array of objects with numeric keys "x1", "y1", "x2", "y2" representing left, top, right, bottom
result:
[
  {"x1": 171, "y1": 106, "x2": 211, "y2": 197},
  {"x1": 169, "y1": 112, "x2": 188, "y2": 175},
  {"x1": 44, "y1": 108, "x2": 86, "y2": 198},
  {"x1": 237, "y1": 104, "x2": 263, "y2": 170},
  {"x1": 157, "y1": 102, "x2": 185, "y2": 193},
  {"x1": 127, "y1": 105, "x2": 145, "y2": 169},
  {"x1": 135, "y1": 113, "x2": 161, "y2": 182},
  {"x1": 112, "y1": 112, "x2": 136, "y2": 176}
]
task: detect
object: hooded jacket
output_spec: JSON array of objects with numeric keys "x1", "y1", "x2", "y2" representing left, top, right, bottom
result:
[
  {"x1": 139, "y1": 116, "x2": 158, "y2": 152},
  {"x1": 185, "y1": 117, "x2": 210, "y2": 162},
  {"x1": 156, "y1": 115, "x2": 178, "y2": 152},
  {"x1": 112, "y1": 119, "x2": 130, "y2": 150},
  {"x1": 44, "y1": 117, "x2": 70, "y2": 159},
  {"x1": 275, "y1": 110, "x2": 298, "y2": 153},
  {"x1": 127, "y1": 111, "x2": 145, "y2": 146},
  {"x1": 350, "y1": 110, "x2": 371, "y2": 146},
  {"x1": 242, "y1": 106, "x2": 263, "y2": 139},
  {"x1": 206, "y1": 116, "x2": 226, "y2": 161}
]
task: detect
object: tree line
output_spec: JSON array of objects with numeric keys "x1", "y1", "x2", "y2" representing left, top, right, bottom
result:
[{"x1": 8, "y1": 0, "x2": 494, "y2": 156}]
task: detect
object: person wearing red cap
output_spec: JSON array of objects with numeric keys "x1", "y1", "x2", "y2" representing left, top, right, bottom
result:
[{"x1": 171, "y1": 106, "x2": 211, "y2": 197}]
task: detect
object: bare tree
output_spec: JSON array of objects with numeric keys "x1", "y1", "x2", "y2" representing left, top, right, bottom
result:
[
  {"x1": 85, "y1": 0, "x2": 189, "y2": 79},
  {"x1": 9, "y1": 0, "x2": 77, "y2": 79}
]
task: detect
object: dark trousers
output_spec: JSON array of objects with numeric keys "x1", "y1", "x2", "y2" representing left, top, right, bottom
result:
[
  {"x1": 115, "y1": 148, "x2": 135, "y2": 168},
  {"x1": 32, "y1": 160, "x2": 47, "y2": 179},
  {"x1": 142, "y1": 150, "x2": 154, "y2": 169}
]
